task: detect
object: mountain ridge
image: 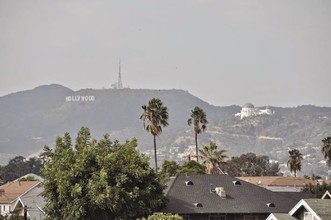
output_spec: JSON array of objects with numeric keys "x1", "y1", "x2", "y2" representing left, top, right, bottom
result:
[{"x1": 1, "y1": 85, "x2": 330, "y2": 177}]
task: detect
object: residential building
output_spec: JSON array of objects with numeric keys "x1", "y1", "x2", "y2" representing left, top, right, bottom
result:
[
  {"x1": 164, "y1": 174, "x2": 300, "y2": 220},
  {"x1": 0, "y1": 180, "x2": 40, "y2": 217}
]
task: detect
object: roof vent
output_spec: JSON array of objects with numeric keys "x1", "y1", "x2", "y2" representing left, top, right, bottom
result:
[
  {"x1": 193, "y1": 203, "x2": 203, "y2": 208},
  {"x1": 233, "y1": 180, "x2": 242, "y2": 186},
  {"x1": 0, "y1": 189, "x2": 5, "y2": 196},
  {"x1": 266, "y1": 203, "x2": 275, "y2": 208},
  {"x1": 257, "y1": 180, "x2": 262, "y2": 185},
  {"x1": 215, "y1": 187, "x2": 226, "y2": 199},
  {"x1": 185, "y1": 181, "x2": 194, "y2": 186}
]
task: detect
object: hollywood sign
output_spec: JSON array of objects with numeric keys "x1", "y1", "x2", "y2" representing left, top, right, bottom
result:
[{"x1": 65, "y1": 95, "x2": 95, "y2": 102}]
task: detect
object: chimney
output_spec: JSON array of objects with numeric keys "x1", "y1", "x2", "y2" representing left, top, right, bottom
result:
[{"x1": 215, "y1": 187, "x2": 226, "y2": 199}]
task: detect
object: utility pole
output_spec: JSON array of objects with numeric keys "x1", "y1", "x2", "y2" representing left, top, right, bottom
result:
[{"x1": 24, "y1": 205, "x2": 27, "y2": 220}]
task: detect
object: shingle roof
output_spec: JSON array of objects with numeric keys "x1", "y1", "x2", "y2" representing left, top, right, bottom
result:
[
  {"x1": 164, "y1": 174, "x2": 296, "y2": 214},
  {"x1": 268, "y1": 213, "x2": 298, "y2": 220},
  {"x1": 0, "y1": 181, "x2": 40, "y2": 203},
  {"x1": 304, "y1": 199, "x2": 331, "y2": 219},
  {"x1": 19, "y1": 185, "x2": 45, "y2": 219},
  {"x1": 237, "y1": 176, "x2": 315, "y2": 187}
]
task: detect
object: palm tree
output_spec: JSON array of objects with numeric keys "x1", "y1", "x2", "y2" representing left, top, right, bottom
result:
[
  {"x1": 199, "y1": 142, "x2": 227, "y2": 174},
  {"x1": 322, "y1": 137, "x2": 331, "y2": 168},
  {"x1": 188, "y1": 106, "x2": 208, "y2": 163},
  {"x1": 140, "y1": 98, "x2": 169, "y2": 173},
  {"x1": 287, "y1": 149, "x2": 303, "y2": 177}
]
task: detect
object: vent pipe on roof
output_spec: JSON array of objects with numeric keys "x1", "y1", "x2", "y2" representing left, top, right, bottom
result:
[
  {"x1": 210, "y1": 184, "x2": 215, "y2": 193},
  {"x1": 0, "y1": 189, "x2": 4, "y2": 196}
]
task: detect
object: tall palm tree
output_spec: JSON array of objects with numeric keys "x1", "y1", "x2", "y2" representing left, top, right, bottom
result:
[
  {"x1": 322, "y1": 137, "x2": 331, "y2": 168},
  {"x1": 188, "y1": 106, "x2": 208, "y2": 163},
  {"x1": 199, "y1": 142, "x2": 227, "y2": 174},
  {"x1": 140, "y1": 98, "x2": 169, "y2": 173},
  {"x1": 287, "y1": 149, "x2": 303, "y2": 177}
]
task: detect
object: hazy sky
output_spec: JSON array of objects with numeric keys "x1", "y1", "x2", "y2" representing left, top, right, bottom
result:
[{"x1": 1, "y1": 0, "x2": 330, "y2": 107}]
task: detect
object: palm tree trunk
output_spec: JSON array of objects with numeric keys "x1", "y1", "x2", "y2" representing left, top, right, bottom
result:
[
  {"x1": 195, "y1": 132, "x2": 199, "y2": 163},
  {"x1": 153, "y1": 135, "x2": 158, "y2": 173}
]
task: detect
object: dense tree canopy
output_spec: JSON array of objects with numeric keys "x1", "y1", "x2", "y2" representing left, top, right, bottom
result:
[
  {"x1": 224, "y1": 153, "x2": 279, "y2": 176},
  {"x1": 0, "y1": 156, "x2": 42, "y2": 183},
  {"x1": 42, "y1": 127, "x2": 167, "y2": 220}
]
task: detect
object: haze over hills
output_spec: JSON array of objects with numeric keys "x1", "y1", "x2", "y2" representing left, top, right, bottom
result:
[{"x1": 0, "y1": 84, "x2": 330, "y2": 177}]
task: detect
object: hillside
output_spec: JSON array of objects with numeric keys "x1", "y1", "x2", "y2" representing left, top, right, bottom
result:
[
  {"x1": 0, "y1": 84, "x2": 237, "y2": 155},
  {"x1": 0, "y1": 85, "x2": 330, "y2": 177}
]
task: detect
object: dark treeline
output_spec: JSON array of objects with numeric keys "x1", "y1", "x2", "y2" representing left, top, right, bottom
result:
[{"x1": 0, "y1": 156, "x2": 43, "y2": 183}]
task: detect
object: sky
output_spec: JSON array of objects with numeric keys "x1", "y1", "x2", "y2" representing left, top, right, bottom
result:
[{"x1": 0, "y1": 0, "x2": 331, "y2": 107}]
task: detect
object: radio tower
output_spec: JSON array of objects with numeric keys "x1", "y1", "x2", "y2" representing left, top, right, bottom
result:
[{"x1": 117, "y1": 60, "x2": 123, "y2": 89}]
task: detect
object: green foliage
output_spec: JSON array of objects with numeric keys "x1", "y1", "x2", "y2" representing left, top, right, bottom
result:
[
  {"x1": 225, "y1": 153, "x2": 280, "y2": 176},
  {"x1": 42, "y1": 127, "x2": 167, "y2": 220},
  {"x1": 144, "y1": 212, "x2": 183, "y2": 220},
  {"x1": 287, "y1": 149, "x2": 303, "y2": 177},
  {"x1": 304, "y1": 174, "x2": 322, "y2": 180},
  {"x1": 188, "y1": 106, "x2": 208, "y2": 163},
  {"x1": 322, "y1": 137, "x2": 331, "y2": 168},
  {"x1": 159, "y1": 160, "x2": 178, "y2": 183},
  {"x1": 0, "y1": 156, "x2": 43, "y2": 182},
  {"x1": 140, "y1": 98, "x2": 169, "y2": 173},
  {"x1": 302, "y1": 181, "x2": 331, "y2": 198},
  {"x1": 199, "y1": 142, "x2": 227, "y2": 174},
  {"x1": 177, "y1": 160, "x2": 206, "y2": 174}
]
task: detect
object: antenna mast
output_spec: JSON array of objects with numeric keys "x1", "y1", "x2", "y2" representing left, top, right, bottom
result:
[{"x1": 117, "y1": 60, "x2": 123, "y2": 89}]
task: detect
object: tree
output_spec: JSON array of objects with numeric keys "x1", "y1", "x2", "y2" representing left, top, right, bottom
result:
[
  {"x1": 145, "y1": 212, "x2": 183, "y2": 220},
  {"x1": 159, "y1": 160, "x2": 178, "y2": 183},
  {"x1": 225, "y1": 153, "x2": 279, "y2": 177},
  {"x1": 322, "y1": 137, "x2": 331, "y2": 168},
  {"x1": 302, "y1": 181, "x2": 331, "y2": 198},
  {"x1": 140, "y1": 98, "x2": 169, "y2": 173},
  {"x1": 0, "y1": 156, "x2": 43, "y2": 182},
  {"x1": 287, "y1": 149, "x2": 303, "y2": 177},
  {"x1": 187, "y1": 106, "x2": 208, "y2": 163},
  {"x1": 177, "y1": 160, "x2": 206, "y2": 174},
  {"x1": 42, "y1": 127, "x2": 167, "y2": 220},
  {"x1": 199, "y1": 142, "x2": 227, "y2": 174}
]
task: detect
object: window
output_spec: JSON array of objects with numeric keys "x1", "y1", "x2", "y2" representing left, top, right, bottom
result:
[
  {"x1": 304, "y1": 212, "x2": 313, "y2": 220},
  {"x1": 244, "y1": 215, "x2": 266, "y2": 220},
  {"x1": 181, "y1": 215, "x2": 190, "y2": 220},
  {"x1": 209, "y1": 215, "x2": 226, "y2": 220}
]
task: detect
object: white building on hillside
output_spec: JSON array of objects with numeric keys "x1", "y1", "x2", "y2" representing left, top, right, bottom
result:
[{"x1": 235, "y1": 103, "x2": 274, "y2": 119}]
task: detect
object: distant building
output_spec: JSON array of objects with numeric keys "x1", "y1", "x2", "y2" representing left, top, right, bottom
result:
[{"x1": 235, "y1": 103, "x2": 274, "y2": 119}]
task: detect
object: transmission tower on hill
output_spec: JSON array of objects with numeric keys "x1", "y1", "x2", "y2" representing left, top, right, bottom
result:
[{"x1": 117, "y1": 60, "x2": 123, "y2": 89}]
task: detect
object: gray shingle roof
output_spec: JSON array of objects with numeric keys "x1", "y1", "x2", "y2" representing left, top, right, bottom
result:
[
  {"x1": 304, "y1": 199, "x2": 331, "y2": 219},
  {"x1": 164, "y1": 174, "x2": 297, "y2": 214}
]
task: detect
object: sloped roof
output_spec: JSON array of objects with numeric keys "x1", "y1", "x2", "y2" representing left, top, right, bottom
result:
[
  {"x1": 164, "y1": 174, "x2": 296, "y2": 214},
  {"x1": 18, "y1": 185, "x2": 45, "y2": 219},
  {"x1": 267, "y1": 213, "x2": 298, "y2": 220},
  {"x1": 276, "y1": 192, "x2": 315, "y2": 203},
  {"x1": 303, "y1": 199, "x2": 331, "y2": 219},
  {"x1": 237, "y1": 176, "x2": 315, "y2": 187},
  {"x1": 0, "y1": 181, "x2": 40, "y2": 203}
]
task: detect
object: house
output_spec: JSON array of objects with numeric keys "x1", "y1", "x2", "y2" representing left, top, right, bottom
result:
[
  {"x1": 164, "y1": 174, "x2": 299, "y2": 220},
  {"x1": 0, "y1": 180, "x2": 40, "y2": 217},
  {"x1": 237, "y1": 176, "x2": 319, "y2": 192},
  {"x1": 267, "y1": 199, "x2": 331, "y2": 220},
  {"x1": 12, "y1": 184, "x2": 45, "y2": 220}
]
